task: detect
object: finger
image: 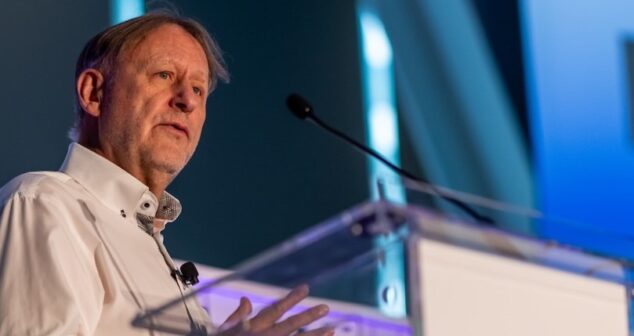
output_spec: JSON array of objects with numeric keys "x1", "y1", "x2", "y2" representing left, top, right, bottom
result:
[
  {"x1": 297, "y1": 326, "x2": 335, "y2": 336},
  {"x1": 263, "y1": 304, "x2": 329, "y2": 336},
  {"x1": 250, "y1": 285, "x2": 310, "y2": 330},
  {"x1": 220, "y1": 297, "x2": 253, "y2": 331}
]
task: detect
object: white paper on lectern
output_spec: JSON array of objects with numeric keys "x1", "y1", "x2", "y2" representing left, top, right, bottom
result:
[{"x1": 414, "y1": 239, "x2": 629, "y2": 336}]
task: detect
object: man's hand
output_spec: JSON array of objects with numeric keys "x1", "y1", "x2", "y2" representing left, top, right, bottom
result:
[{"x1": 217, "y1": 285, "x2": 333, "y2": 336}]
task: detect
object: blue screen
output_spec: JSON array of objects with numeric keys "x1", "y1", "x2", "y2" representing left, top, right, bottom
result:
[{"x1": 522, "y1": 0, "x2": 634, "y2": 256}]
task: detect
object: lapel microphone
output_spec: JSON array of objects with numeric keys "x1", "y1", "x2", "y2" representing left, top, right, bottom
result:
[
  {"x1": 172, "y1": 261, "x2": 200, "y2": 286},
  {"x1": 180, "y1": 261, "x2": 199, "y2": 286}
]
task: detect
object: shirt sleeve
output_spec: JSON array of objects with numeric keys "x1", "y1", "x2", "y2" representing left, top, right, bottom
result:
[{"x1": 0, "y1": 191, "x2": 103, "y2": 335}]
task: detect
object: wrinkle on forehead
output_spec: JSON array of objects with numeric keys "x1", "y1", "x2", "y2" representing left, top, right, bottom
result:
[{"x1": 117, "y1": 24, "x2": 210, "y2": 85}]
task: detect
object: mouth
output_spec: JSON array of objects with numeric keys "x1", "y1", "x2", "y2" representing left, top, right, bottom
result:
[{"x1": 159, "y1": 122, "x2": 189, "y2": 138}]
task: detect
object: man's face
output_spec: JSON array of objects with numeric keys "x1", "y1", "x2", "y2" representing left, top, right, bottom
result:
[{"x1": 98, "y1": 24, "x2": 210, "y2": 180}]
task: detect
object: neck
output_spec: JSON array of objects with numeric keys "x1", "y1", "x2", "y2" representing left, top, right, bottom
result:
[
  {"x1": 144, "y1": 176, "x2": 170, "y2": 199},
  {"x1": 78, "y1": 139, "x2": 173, "y2": 199}
]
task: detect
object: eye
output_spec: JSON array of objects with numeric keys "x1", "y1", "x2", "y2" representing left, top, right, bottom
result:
[
  {"x1": 192, "y1": 87, "x2": 203, "y2": 96},
  {"x1": 157, "y1": 71, "x2": 171, "y2": 80}
]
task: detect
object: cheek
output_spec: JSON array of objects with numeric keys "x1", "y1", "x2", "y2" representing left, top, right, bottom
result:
[
  {"x1": 100, "y1": 97, "x2": 135, "y2": 138},
  {"x1": 137, "y1": 94, "x2": 169, "y2": 134},
  {"x1": 106, "y1": 88, "x2": 145, "y2": 128}
]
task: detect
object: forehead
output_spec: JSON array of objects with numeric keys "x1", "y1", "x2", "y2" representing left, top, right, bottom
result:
[{"x1": 122, "y1": 24, "x2": 210, "y2": 79}]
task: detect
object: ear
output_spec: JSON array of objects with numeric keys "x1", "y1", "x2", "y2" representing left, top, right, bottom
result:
[{"x1": 76, "y1": 68, "x2": 105, "y2": 118}]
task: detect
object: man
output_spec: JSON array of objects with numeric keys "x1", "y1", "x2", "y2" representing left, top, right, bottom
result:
[{"x1": 0, "y1": 11, "x2": 332, "y2": 336}]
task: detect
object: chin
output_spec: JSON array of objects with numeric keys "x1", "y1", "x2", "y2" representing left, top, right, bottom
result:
[
  {"x1": 152, "y1": 161, "x2": 181, "y2": 175},
  {"x1": 141, "y1": 149, "x2": 189, "y2": 175},
  {"x1": 156, "y1": 155, "x2": 189, "y2": 174}
]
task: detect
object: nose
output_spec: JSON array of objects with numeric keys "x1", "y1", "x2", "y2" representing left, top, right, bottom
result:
[{"x1": 171, "y1": 82, "x2": 199, "y2": 113}]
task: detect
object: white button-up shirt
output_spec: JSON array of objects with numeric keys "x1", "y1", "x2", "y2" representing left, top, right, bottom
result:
[{"x1": 0, "y1": 143, "x2": 211, "y2": 335}]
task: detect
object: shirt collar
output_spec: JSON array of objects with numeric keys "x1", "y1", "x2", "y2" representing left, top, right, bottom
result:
[{"x1": 59, "y1": 143, "x2": 182, "y2": 232}]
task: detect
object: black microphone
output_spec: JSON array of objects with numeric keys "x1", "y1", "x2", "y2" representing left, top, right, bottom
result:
[
  {"x1": 285, "y1": 93, "x2": 494, "y2": 225},
  {"x1": 286, "y1": 93, "x2": 314, "y2": 120},
  {"x1": 179, "y1": 261, "x2": 200, "y2": 286}
]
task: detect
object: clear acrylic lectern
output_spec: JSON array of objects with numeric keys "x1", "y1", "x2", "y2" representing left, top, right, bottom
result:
[{"x1": 133, "y1": 179, "x2": 634, "y2": 335}]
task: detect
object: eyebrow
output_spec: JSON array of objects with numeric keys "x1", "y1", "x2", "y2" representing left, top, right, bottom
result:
[
  {"x1": 189, "y1": 70, "x2": 207, "y2": 83},
  {"x1": 140, "y1": 55, "x2": 209, "y2": 84}
]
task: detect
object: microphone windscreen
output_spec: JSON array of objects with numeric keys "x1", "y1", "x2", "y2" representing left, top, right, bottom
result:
[
  {"x1": 180, "y1": 261, "x2": 198, "y2": 277},
  {"x1": 286, "y1": 93, "x2": 313, "y2": 119}
]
